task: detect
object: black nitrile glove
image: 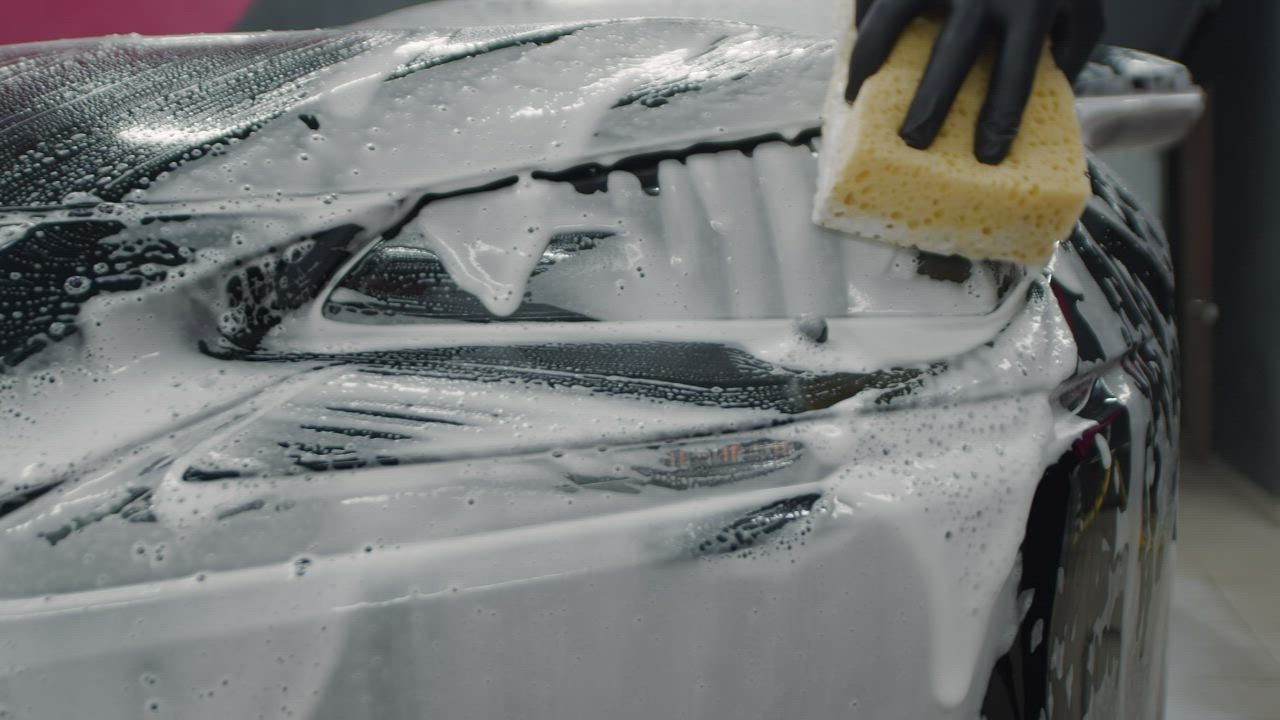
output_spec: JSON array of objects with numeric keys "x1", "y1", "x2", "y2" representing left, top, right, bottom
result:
[{"x1": 844, "y1": 0, "x2": 1104, "y2": 164}]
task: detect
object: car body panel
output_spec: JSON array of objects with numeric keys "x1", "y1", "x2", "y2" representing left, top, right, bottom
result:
[{"x1": 0, "y1": 19, "x2": 1178, "y2": 720}]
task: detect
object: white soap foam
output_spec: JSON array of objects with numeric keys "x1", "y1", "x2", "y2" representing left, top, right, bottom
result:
[{"x1": 0, "y1": 20, "x2": 1168, "y2": 720}]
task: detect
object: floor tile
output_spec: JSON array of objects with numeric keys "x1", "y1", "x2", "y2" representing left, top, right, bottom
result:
[
  {"x1": 1259, "y1": 634, "x2": 1280, "y2": 665},
  {"x1": 1165, "y1": 708, "x2": 1273, "y2": 720},
  {"x1": 1169, "y1": 618, "x2": 1280, "y2": 680},
  {"x1": 1168, "y1": 459, "x2": 1280, "y2": 717},
  {"x1": 1165, "y1": 677, "x2": 1280, "y2": 719},
  {"x1": 1183, "y1": 541, "x2": 1280, "y2": 583},
  {"x1": 1218, "y1": 578, "x2": 1280, "y2": 637},
  {"x1": 1169, "y1": 574, "x2": 1280, "y2": 679},
  {"x1": 1175, "y1": 575, "x2": 1263, "y2": 639},
  {"x1": 1177, "y1": 546, "x2": 1209, "y2": 577}
]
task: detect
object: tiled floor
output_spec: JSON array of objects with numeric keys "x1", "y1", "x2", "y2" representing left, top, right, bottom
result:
[{"x1": 1167, "y1": 459, "x2": 1280, "y2": 720}]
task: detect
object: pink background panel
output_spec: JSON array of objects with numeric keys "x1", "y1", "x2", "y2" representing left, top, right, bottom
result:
[{"x1": 1, "y1": 0, "x2": 255, "y2": 45}]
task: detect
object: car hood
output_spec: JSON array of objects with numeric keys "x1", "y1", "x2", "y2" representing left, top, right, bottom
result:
[{"x1": 0, "y1": 18, "x2": 1178, "y2": 720}]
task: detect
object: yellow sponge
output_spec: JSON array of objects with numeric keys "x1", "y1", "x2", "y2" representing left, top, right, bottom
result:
[{"x1": 814, "y1": 15, "x2": 1090, "y2": 266}]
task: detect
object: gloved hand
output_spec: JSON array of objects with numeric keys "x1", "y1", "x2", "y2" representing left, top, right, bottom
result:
[{"x1": 844, "y1": 0, "x2": 1104, "y2": 164}]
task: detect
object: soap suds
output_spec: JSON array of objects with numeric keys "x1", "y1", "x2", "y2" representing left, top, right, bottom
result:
[{"x1": 0, "y1": 19, "x2": 1177, "y2": 720}]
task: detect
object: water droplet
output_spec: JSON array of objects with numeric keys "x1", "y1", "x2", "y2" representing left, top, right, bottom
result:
[{"x1": 64, "y1": 275, "x2": 91, "y2": 296}]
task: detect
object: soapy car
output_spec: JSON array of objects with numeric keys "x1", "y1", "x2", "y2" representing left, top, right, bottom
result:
[{"x1": 0, "y1": 17, "x2": 1187, "y2": 720}]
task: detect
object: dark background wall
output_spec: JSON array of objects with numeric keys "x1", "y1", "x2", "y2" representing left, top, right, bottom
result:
[
  {"x1": 1103, "y1": 0, "x2": 1219, "y2": 59},
  {"x1": 1105, "y1": 0, "x2": 1280, "y2": 498},
  {"x1": 236, "y1": 0, "x2": 417, "y2": 30},
  {"x1": 1179, "y1": 0, "x2": 1280, "y2": 496}
]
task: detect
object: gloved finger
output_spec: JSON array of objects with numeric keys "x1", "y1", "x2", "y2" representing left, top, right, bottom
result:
[
  {"x1": 1050, "y1": 0, "x2": 1105, "y2": 81},
  {"x1": 975, "y1": 17, "x2": 1050, "y2": 164},
  {"x1": 845, "y1": 0, "x2": 932, "y2": 103},
  {"x1": 856, "y1": 0, "x2": 877, "y2": 26},
  {"x1": 899, "y1": 2, "x2": 987, "y2": 150}
]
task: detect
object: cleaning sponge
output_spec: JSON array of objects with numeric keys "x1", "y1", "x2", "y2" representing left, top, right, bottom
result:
[{"x1": 813, "y1": 15, "x2": 1090, "y2": 266}]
